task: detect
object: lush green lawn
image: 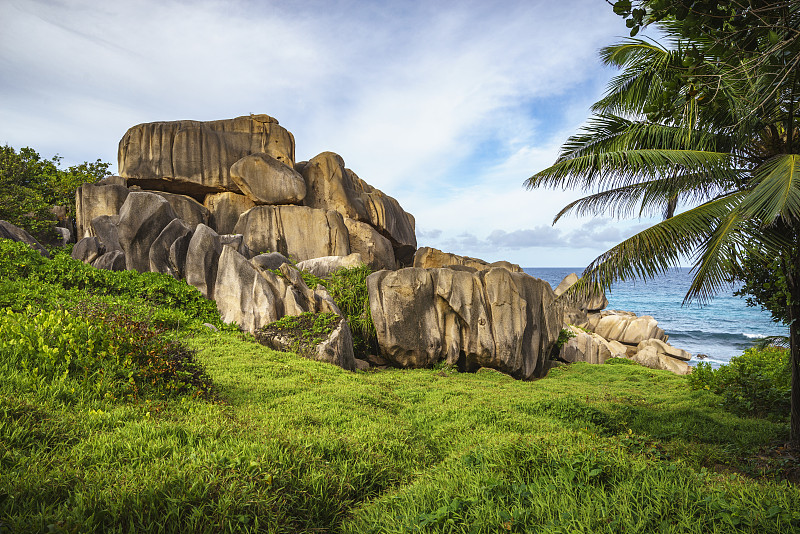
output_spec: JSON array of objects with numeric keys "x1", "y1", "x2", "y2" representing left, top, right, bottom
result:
[
  {"x1": 2, "y1": 324, "x2": 799, "y2": 533},
  {"x1": 1, "y1": 240, "x2": 798, "y2": 532}
]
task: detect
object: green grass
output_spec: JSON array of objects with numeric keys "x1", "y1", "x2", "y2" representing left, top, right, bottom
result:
[
  {"x1": 2, "y1": 238, "x2": 800, "y2": 532},
  {"x1": 2, "y1": 327, "x2": 799, "y2": 532}
]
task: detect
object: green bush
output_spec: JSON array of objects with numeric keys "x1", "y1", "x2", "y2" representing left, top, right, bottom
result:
[
  {"x1": 0, "y1": 238, "x2": 47, "y2": 279},
  {"x1": 0, "y1": 304, "x2": 213, "y2": 404},
  {"x1": 688, "y1": 346, "x2": 791, "y2": 418},
  {"x1": 0, "y1": 145, "x2": 109, "y2": 242},
  {"x1": 0, "y1": 239, "x2": 224, "y2": 327},
  {"x1": 323, "y1": 265, "x2": 377, "y2": 358}
]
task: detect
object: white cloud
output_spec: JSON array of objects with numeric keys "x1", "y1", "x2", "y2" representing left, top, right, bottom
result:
[{"x1": 0, "y1": 0, "x2": 646, "y2": 266}]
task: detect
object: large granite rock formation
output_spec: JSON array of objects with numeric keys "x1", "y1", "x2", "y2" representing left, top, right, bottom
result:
[
  {"x1": 117, "y1": 192, "x2": 179, "y2": 272},
  {"x1": 0, "y1": 220, "x2": 50, "y2": 258},
  {"x1": 413, "y1": 246, "x2": 522, "y2": 272},
  {"x1": 66, "y1": 113, "x2": 694, "y2": 378},
  {"x1": 75, "y1": 182, "x2": 129, "y2": 239},
  {"x1": 118, "y1": 115, "x2": 295, "y2": 196},
  {"x1": 233, "y1": 205, "x2": 350, "y2": 260},
  {"x1": 367, "y1": 267, "x2": 562, "y2": 379}
]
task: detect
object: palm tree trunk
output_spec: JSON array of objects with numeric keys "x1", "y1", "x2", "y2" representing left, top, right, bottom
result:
[
  {"x1": 789, "y1": 251, "x2": 800, "y2": 446},
  {"x1": 791, "y1": 308, "x2": 800, "y2": 447}
]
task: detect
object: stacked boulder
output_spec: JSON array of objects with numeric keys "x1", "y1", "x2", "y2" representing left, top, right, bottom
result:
[
  {"x1": 555, "y1": 273, "x2": 692, "y2": 375},
  {"x1": 73, "y1": 114, "x2": 420, "y2": 370},
  {"x1": 367, "y1": 261, "x2": 562, "y2": 380}
]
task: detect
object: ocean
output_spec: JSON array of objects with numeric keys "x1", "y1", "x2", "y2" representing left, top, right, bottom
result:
[{"x1": 524, "y1": 267, "x2": 788, "y2": 368}]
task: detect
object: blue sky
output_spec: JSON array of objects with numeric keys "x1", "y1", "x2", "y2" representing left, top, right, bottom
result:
[{"x1": 0, "y1": 0, "x2": 659, "y2": 267}]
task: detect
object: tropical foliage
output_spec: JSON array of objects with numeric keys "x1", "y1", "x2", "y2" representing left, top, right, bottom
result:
[
  {"x1": 526, "y1": 1, "x2": 800, "y2": 440},
  {"x1": 0, "y1": 145, "x2": 110, "y2": 242}
]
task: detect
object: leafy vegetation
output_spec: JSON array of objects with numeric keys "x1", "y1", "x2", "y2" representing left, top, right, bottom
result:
[
  {"x1": 689, "y1": 346, "x2": 791, "y2": 419},
  {"x1": 0, "y1": 145, "x2": 110, "y2": 242},
  {"x1": 256, "y1": 311, "x2": 340, "y2": 355},
  {"x1": 302, "y1": 264, "x2": 377, "y2": 359},
  {"x1": 555, "y1": 327, "x2": 577, "y2": 350},
  {"x1": 323, "y1": 265, "x2": 377, "y2": 358},
  {"x1": 0, "y1": 239, "x2": 224, "y2": 328}
]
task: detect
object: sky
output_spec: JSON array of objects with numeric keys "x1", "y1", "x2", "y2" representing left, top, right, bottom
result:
[{"x1": 0, "y1": 0, "x2": 659, "y2": 268}]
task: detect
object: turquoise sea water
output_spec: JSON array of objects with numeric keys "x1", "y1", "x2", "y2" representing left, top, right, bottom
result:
[{"x1": 524, "y1": 267, "x2": 788, "y2": 368}]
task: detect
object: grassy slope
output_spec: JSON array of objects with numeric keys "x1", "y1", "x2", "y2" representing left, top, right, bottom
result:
[
  {"x1": 0, "y1": 241, "x2": 797, "y2": 532},
  {"x1": 4, "y1": 325, "x2": 798, "y2": 533}
]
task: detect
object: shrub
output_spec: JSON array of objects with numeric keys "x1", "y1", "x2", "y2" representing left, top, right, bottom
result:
[
  {"x1": 0, "y1": 145, "x2": 109, "y2": 242},
  {"x1": 256, "y1": 311, "x2": 340, "y2": 356},
  {"x1": 555, "y1": 328, "x2": 576, "y2": 350},
  {"x1": 688, "y1": 346, "x2": 791, "y2": 419},
  {"x1": 0, "y1": 240, "x2": 224, "y2": 327},
  {"x1": 0, "y1": 238, "x2": 47, "y2": 280},
  {"x1": 323, "y1": 265, "x2": 377, "y2": 358},
  {"x1": 0, "y1": 303, "x2": 213, "y2": 403}
]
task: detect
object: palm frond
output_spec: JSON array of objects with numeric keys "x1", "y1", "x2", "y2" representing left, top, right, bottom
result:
[
  {"x1": 737, "y1": 154, "x2": 800, "y2": 224},
  {"x1": 565, "y1": 193, "x2": 747, "y2": 302},
  {"x1": 551, "y1": 172, "x2": 733, "y2": 223},
  {"x1": 526, "y1": 148, "x2": 735, "y2": 192}
]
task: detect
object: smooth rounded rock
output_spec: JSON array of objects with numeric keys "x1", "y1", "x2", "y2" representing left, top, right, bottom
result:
[{"x1": 230, "y1": 152, "x2": 306, "y2": 205}]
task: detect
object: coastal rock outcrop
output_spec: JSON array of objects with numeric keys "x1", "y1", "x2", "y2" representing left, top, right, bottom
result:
[
  {"x1": 118, "y1": 115, "x2": 296, "y2": 196},
  {"x1": 557, "y1": 308, "x2": 692, "y2": 375},
  {"x1": 63, "y1": 113, "x2": 696, "y2": 378},
  {"x1": 584, "y1": 310, "x2": 667, "y2": 345},
  {"x1": 367, "y1": 267, "x2": 562, "y2": 379},
  {"x1": 559, "y1": 325, "x2": 626, "y2": 365},
  {"x1": 413, "y1": 247, "x2": 523, "y2": 272},
  {"x1": 233, "y1": 205, "x2": 350, "y2": 260},
  {"x1": 117, "y1": 192, "x2": 179, "y2": 273},
  {"x1": 230, "y1": 152, "x2": 306, "y2": 205}
]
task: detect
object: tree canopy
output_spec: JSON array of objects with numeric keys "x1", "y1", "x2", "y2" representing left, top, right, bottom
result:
[
  {"x1": 0, "y1": 145, "x2": 110, "y2": 242},
  {"x1": 527, "y1": 0, "x2": 800, "y2": 442}
]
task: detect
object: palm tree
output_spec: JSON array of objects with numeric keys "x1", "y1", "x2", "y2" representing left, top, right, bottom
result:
[{"x1": 526, "y1": 12, "x2": 800, "y2": 442}]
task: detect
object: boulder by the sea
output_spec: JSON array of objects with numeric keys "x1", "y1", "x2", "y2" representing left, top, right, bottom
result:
[
  {"x1": 233, "y1": 205, "x2": 350, "y2": 260},
  {"x1": 367, "y1": 267, "x2": 561, "y2": 379},
  {"x1": 413, "y1": 247, "x2": 522, "y2": 272},
  {"x1": 559, "y1": 325, "x2": 626, "y2": 365},
  {"x1": 584, "y1": 310, "x2": 667, "y2": 345},
  {"x1": 230, "y1": 152, "x2": 306, "y2": 205},
  {"x1": 118, "y1": 115, "x2": 296, "y2": 196}
]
